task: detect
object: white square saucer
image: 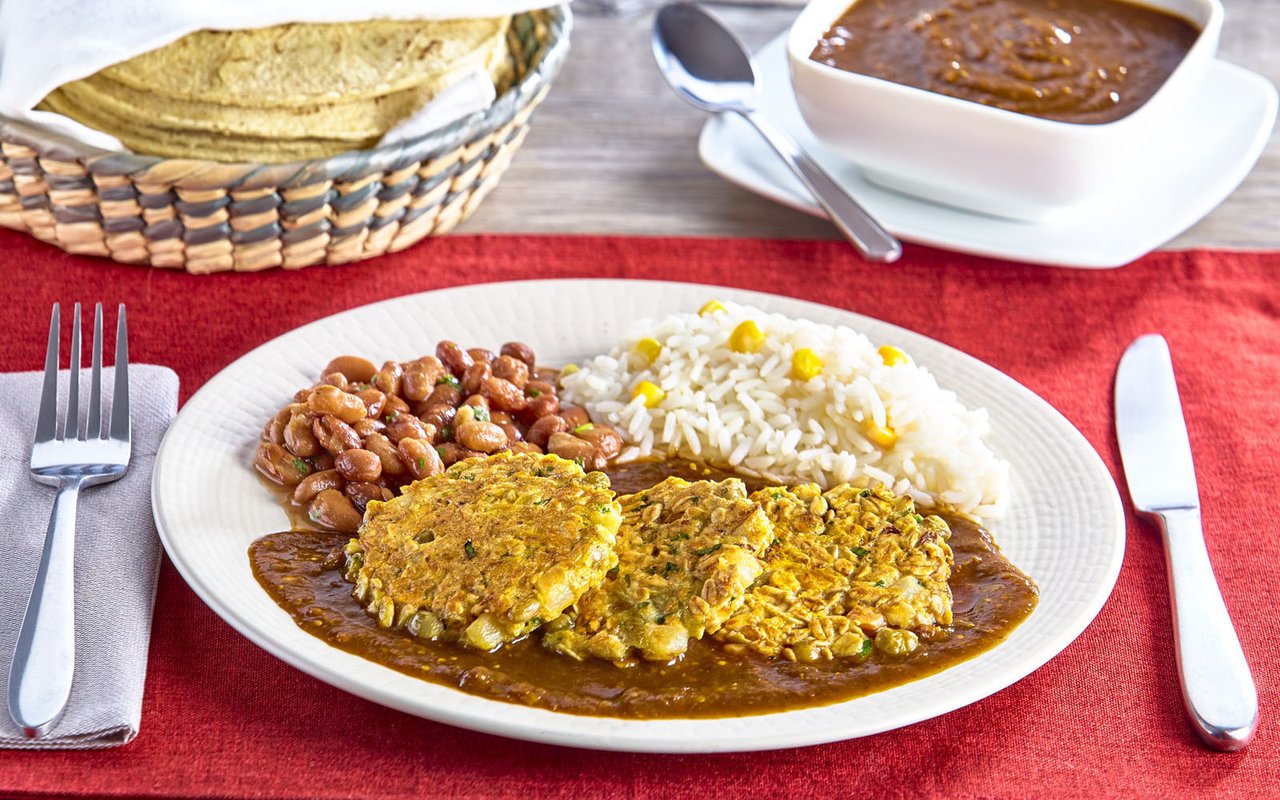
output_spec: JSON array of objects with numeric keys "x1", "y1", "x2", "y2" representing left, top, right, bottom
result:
[{"x1": 698, "y1": 33, "x2": 1277, "y2": 268}]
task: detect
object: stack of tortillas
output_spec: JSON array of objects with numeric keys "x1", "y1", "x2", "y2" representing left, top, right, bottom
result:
[{"x1": 37, "y1": 17, "x2": 512, "y2": 163}]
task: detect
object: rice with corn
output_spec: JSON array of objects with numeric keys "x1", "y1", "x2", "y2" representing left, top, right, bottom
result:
[{"x1": 559, "y1": 301, "x2": 1009, "y2": 518}]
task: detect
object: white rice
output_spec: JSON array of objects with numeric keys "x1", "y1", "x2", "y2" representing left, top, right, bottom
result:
[{"x1": 561, "y1": 302, "x2": 1010, "y2": 519}]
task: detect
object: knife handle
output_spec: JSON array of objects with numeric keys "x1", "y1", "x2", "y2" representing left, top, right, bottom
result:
[{"x1": 1156, "y1": 507, "x2": 1258, "y2": 751}]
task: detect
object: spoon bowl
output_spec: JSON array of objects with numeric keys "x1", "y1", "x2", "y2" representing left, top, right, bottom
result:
[{"x1": 652, "y1": 2, "x2": 901, "y2": 263}]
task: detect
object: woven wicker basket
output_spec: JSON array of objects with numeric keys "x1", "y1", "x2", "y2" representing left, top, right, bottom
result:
[{"x1": 0, "y1": 7, "x2": 569, "y2": 273}]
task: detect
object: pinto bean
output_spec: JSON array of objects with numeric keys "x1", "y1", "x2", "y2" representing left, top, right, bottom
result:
[
  {"x1": 508, "y1": 442, "x2": 543, "y2": 456},
  {"x1": 463, "y1": 393, "x2": 489, "y2": 412},
  {"x1": 495, "y1": 419, "x2": 522, "y2": 444},
  {"x1": 399, "y1": 437, "x2": 445, "y2": 479},
  {"x1": 436, "y1": 443, "x2": 482, "y2": 466},
  {"x1": 526, "y1": 415, "x2": 569, "y2": 449},
  {"x1": 500, "y1": 342, "x2": 536, "y2": 371},
  {"x1": 313, "y1": 415, "x2": 362, "y2": 455},
  {"x1": 481, "y1": 376, "x2": 527, "y2": 413},
  {"x1": 468, "y1": 347, "x2": 496, "y2": 364},
  {"x1": 345, "y1": 482, "x2": 391, "y2": 514},
  {"x1": 547, "y1": 432, "x2": 604, "y2": 470},
  {"x1": 255, "y1": 442, "x2": 310, "y2": 486},
  {"x1": 525, "y1": 379, "x2": 556, "y2": 398},
  {"x1": 419, "y1": 403, "x2": 456, "y2": 431},
  {"x1": 383, "y1": 395, "x2": 410, "y2": 417},
  {"x1": 308, "y1": 489, "x2": 362, "y2": 533},
  {"x1": 455, "y1": 422, "x2": 504, "y2": 453},
  {"x1": 352, "y1": 417, "x2": 386, "y2": 438},
  {"x1": 263, "y1": 404, "x2": 294, "y2": 445},
  {"x1": 355, "y1": 388, "x2": 386, "y2": 420},
  {"x1": 522, "y1": 393, "x2": 559, "y2": 422},
  {"x1": 401, "y1": 369, "x2": 434, "y2": 403},
  {"x1": 284, "y1": 410, "x2": 320, "y2": 458},
  {"x1": 308, "y1": 384, "x2": 367, "y2": 424},
  {"x1": 372, "y1": 361, "x2": 403, "y2": 398},
  {"x1": 577, "y1": 425, "x2": 623, "y2": 460},
  {"x1": 311, "y1": 452, "x2": 335, "y2": 472},
  {"x1": 293, "y1": 469, "x2": 344, "y2": 505},
  {"x1": 559, "y1": 405, "x2": 591, "y2": 428},
  {"x1": 386, "y1": 414, "x2": 429, "y2": 444},
  {"x1": 462, "y1": 361, "x2": 492, "y2": 395},
  {"x1": 436, "y1": 341, "x2": 473, "y2": 376},
  {"x1": 335, "y1": 449, "x2": 382, "y2": 483},
  {"x1": 320, "y1": 372, "x2": 349, "y2": 391},
  {"x1": 426, "y1": 384, "x2": 462, "y2": 408},
  {"x1": 492, "y1": 355, "x2": 529, "y2": 389},
  {"x1": 364, "y1": 433, "x2": 406, "y2": 477},
  {"x1": 323, "y1": 356, "x2": 378, "y2": 384}
]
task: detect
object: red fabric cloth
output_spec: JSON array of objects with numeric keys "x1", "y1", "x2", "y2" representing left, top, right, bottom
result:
[{"x1": 0, "y1": 229, "x2": 1276, "y2": 799}]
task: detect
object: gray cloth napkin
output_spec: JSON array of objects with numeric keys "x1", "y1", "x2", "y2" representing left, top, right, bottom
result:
[{"x1": 0, "y1": 365, "x2": 177, "y2": 749}]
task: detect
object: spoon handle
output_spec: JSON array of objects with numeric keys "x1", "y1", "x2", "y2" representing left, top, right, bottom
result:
[{"x1": 741, "y1": 110, "x2": 901, "y2": 263}]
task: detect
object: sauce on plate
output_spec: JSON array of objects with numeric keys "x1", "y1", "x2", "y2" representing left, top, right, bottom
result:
[
  {"x1": 250, "y1": 460, "x2": 1038, "y2": 718},
  {"x1": 810, "y1": 0, "x2": 1200, "y2": 124}
]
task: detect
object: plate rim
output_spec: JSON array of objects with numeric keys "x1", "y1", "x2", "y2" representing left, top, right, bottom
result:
[{"x1": 152, "y1": 277, "x2": 1126, "y2": 752}]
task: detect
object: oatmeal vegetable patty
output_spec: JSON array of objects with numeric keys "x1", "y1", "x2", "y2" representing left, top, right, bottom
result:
[
  {"x1": 716, "y1": 484, "x2": 953, "y2": 661},
  {"x1": 544, "y1": 476, "x2": 774, "y2": 663},
  {"x1": 344, "y1": 453, "x2": 621, "y2": 651}
]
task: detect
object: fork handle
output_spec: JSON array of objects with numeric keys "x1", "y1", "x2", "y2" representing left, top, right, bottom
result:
[{"x1": 8, "y1": 479, "x2": 81, "y2": 738}]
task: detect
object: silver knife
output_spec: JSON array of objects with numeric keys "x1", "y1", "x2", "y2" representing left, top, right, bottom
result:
[{"x1": 1115, "y1": 334, "x2": 1258, "y2": 751}]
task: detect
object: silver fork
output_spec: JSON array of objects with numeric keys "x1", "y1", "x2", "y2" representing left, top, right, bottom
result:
[{"x1": 8, "y1": 302, "x2": 131, "y2": 739}]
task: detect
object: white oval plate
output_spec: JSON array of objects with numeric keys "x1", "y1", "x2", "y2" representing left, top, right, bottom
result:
[{"x1": 153, "y1": 279, "x2": 1124, "y2": 753}]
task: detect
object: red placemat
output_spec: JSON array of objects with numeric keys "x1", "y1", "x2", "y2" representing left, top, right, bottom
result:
[{"x1": 0, "y1": 230, "x2": 1276, "y2": 799}]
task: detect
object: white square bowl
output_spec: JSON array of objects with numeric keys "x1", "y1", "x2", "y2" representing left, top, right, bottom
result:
[{"x1": 787, "y1": 0, "x2": 1224, "y2": 220}]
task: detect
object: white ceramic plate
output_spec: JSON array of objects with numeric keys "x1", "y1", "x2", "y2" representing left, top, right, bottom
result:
[
  {"x1": 153, "y1": 279, "x2": 1125, "y2": 753},
  {"x1": 699, "y1": 34, "x2": 1278, "y2": 269}
]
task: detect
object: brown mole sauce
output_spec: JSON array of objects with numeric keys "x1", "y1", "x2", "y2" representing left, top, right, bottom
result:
[
  {"x1": 810, "y1": 0, "x2": 1200, "y2": 124},
  {"x1": 250, "y1": 459, "x2": 1038, "y2": 718}
]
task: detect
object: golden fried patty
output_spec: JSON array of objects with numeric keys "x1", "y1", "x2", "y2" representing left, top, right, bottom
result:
[
  {"x1": 543, "y1": 477, "x2": 774, "y2": 663},
  {"x1": 715, "y1": 484, "x2": 953, "y2": 662},
  {"x1": 344, "y1": 453, "x2": 621, "y2": 651}
]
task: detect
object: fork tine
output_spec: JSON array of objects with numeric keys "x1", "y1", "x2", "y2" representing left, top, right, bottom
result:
[
  {"x1": 64, "y1": 303, "x2": 81, "y2": 440},
  {"x1": 109, "y1": 304, "x2": 130, "y2": 443},
  {"x1": 34, "y1": 303, "x2": 59, "y2": 444},
  {"x1": 88, "y1": 303, "x2": 104, "y2": 438}
]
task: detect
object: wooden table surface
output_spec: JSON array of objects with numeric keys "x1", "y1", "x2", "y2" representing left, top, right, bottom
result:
[{"x1": 461, "y1": 1, "x2": 1280, "y2": 249}]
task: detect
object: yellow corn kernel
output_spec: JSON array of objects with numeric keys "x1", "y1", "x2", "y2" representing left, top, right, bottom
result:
[
  {"x1": 634, "y1": 337, "x2": 663, "y2": 363},
  {"x1": 865, "y1": 420, "x2": 898, "y2": 448},
  {"x1": 632, "y1": 380, "x2": 666, "y2": 408},
  {"x1": 729, "y1": 320, "x2": 765, "y2": 353},
  {"x1": 878, "y1": 345, "x2": 908, "y2": 367},
  {"x1": 559, "y1": 363, "x2": 579, "y2": 377},
  {"x1": 698, "y1": 300, "x2": 726, "y2": 316},
  {"x1": 791, "y1": 348, "x2": 824, "y2": 381}
]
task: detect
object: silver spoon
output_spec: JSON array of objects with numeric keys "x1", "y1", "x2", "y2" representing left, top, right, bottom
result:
[{"x1": 652, "y1": 2, "x2": 901, "y2": 263}]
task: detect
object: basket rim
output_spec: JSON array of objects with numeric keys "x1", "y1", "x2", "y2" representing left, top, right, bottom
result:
[{"x1": 0, "y1": 4, "x2": 571, "y2": 191}]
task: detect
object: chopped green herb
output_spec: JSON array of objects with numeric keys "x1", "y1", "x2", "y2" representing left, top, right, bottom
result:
[
  {"x1": 416, "y1": 456, "x2": 426, "y2": 470},
  {"x1": 663, "y1": 562, "x2": 678, "y2": 575},
  {"x1": 436, "y1": 374, "x2": 461, "y2": 388},
  {"x1": 645, "y1": 565, "x2": 658, "y2": 575},
  {"x1": 472, "y1": 406, "x2": 490, "y2": 422},
  {"x1": 853, "y1": 546, "x2": 869, "y2": 558},
  {"x1": 655, "y1": 615, "x2": 667, "y2": 624},
  {"x1": 533, "y1": 467, "x2": 546, "y2": 477},
  {"x1": 308, "y1": 507, "x2": 321, "y2": 522},
  {"x1": 673, "y1": 533, "x2": 690, "y2": 541},
  {"x1": 384, "y1": 412, "x2": 399, "y2": 423},
  {"x1": 528, "y1": 389, "x2": 542, "y2": 398},
  {"x1": 623, "y1": 574, "x2": 631, "y2": 587},
  {"x1": 292, "y1": 457, "x2": 309, "y2": 476},
  {"x1": 435, "y1": 446, "x2": 447, "y2": 459},
  {"x1": 913, "y1": 514, "x2": 924, "y2": 523},
  {"x1": 441, "y1": 425, "x2": 452, "y2": 441},
  {"x1": 599, "y1": 504, "x2": 612, "y2": 514},
  {"x1": 693, "y1": 543, "x2": 722, "y2": 557},
  {"x1": 573, "y1": 422, "x2": 594, "y2": 434},
  {"x1": 572, "y1": 456, "x2": 585, "y2": 469},
  {"x1": 464, "y1": 540, "x2": 477, "y2": 559},
  {"x1": 606, "y1": 566, "x2": 620, "y2": 578},
  {"x1": 860, "y1": 489, "x2": 871, "y2": 498},
  {"x1": 529, "y1": 616, "x2": 543, "y2": 628},
  {"x1": 534, "y1": 498, "x2": 552, "y2": 506},
  {"x1": 874, "y1": 579, "x2": 885, "y2": 587},
  {"x1": 859, "y1": 638, "x2": 874, "y2": 658},
  {"x1": 771, "y1": 490, "x2": 782, "y2": 499}
]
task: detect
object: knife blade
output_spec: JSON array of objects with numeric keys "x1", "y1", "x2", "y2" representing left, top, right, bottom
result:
[{"x1": 1115, "y1": 334, "x2": 1258, "y2": 751}]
